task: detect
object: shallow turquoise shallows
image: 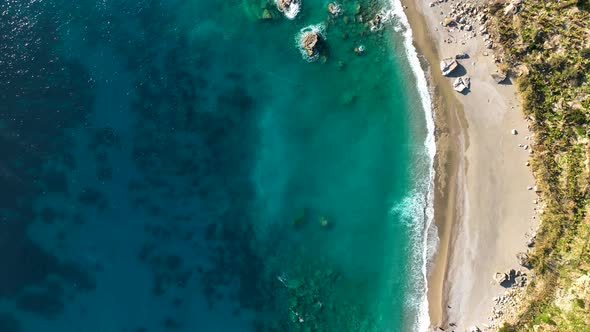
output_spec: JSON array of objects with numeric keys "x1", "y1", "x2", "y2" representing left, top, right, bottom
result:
[{"x1": 0, "y1": 0, "x2": 432, "y2": 331}]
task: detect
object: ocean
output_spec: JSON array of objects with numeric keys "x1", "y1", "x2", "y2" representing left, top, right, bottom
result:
[{"x1": 0, "y1": 0, "x2": 434, "y2": 331}]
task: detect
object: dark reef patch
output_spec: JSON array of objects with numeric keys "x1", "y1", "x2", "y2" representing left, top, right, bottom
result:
[
  {"x1": 0, "y1": 0, "x2": 96, "y2": 320},
  {"x1": 0, "y1": 312, "x2": 22, "y2": 332}
]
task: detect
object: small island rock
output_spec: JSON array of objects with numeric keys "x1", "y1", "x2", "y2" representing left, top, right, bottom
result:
[{"x1": 300, "y1": 31, "x2": 320, "y2": 57}]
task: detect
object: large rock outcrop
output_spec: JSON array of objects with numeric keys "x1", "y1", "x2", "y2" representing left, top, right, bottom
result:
[{"x1": 300, "y1": 31, "x2": 320, "y2": 57}]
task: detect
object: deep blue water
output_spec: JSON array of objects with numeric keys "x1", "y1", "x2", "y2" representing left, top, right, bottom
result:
[{"x1": 0, "y1": 0, "x2": 432, "y2": 331}]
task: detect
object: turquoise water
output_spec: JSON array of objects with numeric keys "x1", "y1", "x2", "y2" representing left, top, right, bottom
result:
[{"x1": 0, "y1": 0, "x2": 433, "y2": 331}]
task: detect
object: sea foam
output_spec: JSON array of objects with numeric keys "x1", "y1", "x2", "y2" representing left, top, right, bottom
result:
[
  {"x1": 387, "y1": 0, "x2": 437, "y2": 331},
  {"x1": 275, "y1": 0, "x2": 300, "y2": 20}
]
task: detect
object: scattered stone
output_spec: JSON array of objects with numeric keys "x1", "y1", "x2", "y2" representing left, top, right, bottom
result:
[
  {"x1": 440, "y1": 57, "x2": 458, "y2": 76},
  {"x1": 514, "y1": 275, "x2": 527, "y2": 287},
  {"x1": 504, "y1": 3, "x2": 517, "y2": 16},
  {"x1": 527, "y1": 234, "x2": 536, "y2": 247},
  {"x1": 527, "y1": 186, "x2": 533, "y2": 190},
  {"x1": 469, "y1": 326, "x2": 481, "y2": 332},
  {"x1": 494, "y1": 272, "x2": 509, "y2": 284},
  {"x1": 516, "y1": 252, "x2": 530, "y2": 268},
  {"x1": 525, "y1": 161, "x2": 530, "y2": 166},
  {"x1": 511, "y1": 129, "x2": 518, "y2": 135}
]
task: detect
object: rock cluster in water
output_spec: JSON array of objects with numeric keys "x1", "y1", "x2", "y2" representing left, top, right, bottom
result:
[{"x1": 246, "y1": 0, "x2": 394, "y2": 62}]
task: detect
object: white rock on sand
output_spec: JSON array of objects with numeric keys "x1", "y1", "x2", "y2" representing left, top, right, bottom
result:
[{"x1": 440, "y1": 57, "x2": 459, "y2": 76}]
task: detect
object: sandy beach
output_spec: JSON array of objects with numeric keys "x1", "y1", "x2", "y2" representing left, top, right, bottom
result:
[{"x1": 401, "y1": 0, "x2": 538, "y2": 330}]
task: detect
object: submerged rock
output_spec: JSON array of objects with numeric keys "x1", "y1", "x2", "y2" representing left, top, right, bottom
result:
[
  {"x1": 261, "y1": 8, "x2": 274, "y2": 20},
  {"x1": 354, "y1": 44, "x2": 365, "y2": 55},
  {"x1": 327, "y1": 2, "x2": 341, "y2": 16},
  {"x1": 368, "y1": 14, "x2": 382, "y2": 31},
  {"x1": 319, "y1": 216, "x2": 329, "y2": 228},
  {"x1": 440, "y1": 57, "x2": 458, "y2": 76}
]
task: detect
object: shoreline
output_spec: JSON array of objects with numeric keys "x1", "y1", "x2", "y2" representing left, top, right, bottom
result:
[
  {"x1": 400, "y1": 0, "x2": 537, "y2": 330},
  {"x1": 399, "y1": 0, "x2": 466, "y2": 327}
]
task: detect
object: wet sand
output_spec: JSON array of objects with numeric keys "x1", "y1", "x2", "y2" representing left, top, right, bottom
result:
[{"x1": 401, "y1": 0, "x2": 538, "y2": 330}]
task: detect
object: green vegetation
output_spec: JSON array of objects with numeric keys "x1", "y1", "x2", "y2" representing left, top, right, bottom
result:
[{"x1": 489, "y1": 0, "x2": 590, "y2": 330}]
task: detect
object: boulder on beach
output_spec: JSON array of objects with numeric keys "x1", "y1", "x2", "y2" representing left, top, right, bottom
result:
[
  {"x1": 511, "y1": 129, "x2": 518, "y2": 135},
  {"x1": 491, "y1": 72, "x2": 508, "y2": 84},
  {"x1": 300, "y1": 31, "x2": 320, "y2": 57},
  {"x1": 494, "y1": 272, "x2": 509, "y2": 284},
  {"x1": 440, "y1": 57, "x2": 458, "y2": 76},
  {"x1": 453, "y1": 76, "x2": 470, "y2": 92},
  {"x1": 443, "y1": 17, "x2": 455, "y2": 26}
]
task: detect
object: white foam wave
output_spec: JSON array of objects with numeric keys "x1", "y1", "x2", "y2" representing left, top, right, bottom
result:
[
  {"x1": 275, "y1": 0, "x2": 300, "y2": 20},
  {"x1": 387, "y1": 0, "x2": 436, "y2": 331}
]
